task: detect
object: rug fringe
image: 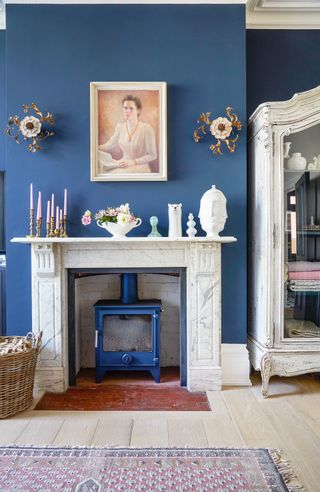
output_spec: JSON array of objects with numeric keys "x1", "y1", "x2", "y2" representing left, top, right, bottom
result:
[{"x1": 269, "y1": 449, "x2": 305, "y2": 492}]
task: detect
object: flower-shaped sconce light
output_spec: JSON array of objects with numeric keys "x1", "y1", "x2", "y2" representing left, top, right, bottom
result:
[
  {"x1": 193, "y1": 107, "x2": 242, "y2": 156},
  {"x1": 5, "y1": 103, "x2": 55, "y2": 153}
]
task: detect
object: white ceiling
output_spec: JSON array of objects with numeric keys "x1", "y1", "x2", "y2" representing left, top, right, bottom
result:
[{"x1": 1, "y1": 0, "x2": 320, "y2": 30}]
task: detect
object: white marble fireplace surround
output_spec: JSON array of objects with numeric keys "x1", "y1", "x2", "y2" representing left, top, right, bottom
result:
[{"x1": 12, "y1": 236, "x2": 236, "y2": 393}]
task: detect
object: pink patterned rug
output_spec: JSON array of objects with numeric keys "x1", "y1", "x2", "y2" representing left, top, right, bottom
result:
[{"x1": 0, "y1": 447, "x2": 303, "y2": 491}]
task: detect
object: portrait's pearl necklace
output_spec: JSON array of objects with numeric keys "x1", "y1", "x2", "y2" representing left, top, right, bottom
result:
[{"x1": 126, "y1": 121, "x2": 139, "y2": 142}]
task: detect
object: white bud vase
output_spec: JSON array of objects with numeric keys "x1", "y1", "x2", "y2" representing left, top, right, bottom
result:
[
  {"x1": 186, "y1": 213, "x2": 197, "y2": 237},
  {"x1": 287, "y1": 152, "x2": 307, "y2": 171}
]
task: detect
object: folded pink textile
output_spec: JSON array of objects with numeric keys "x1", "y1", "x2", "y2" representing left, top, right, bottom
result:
[
  {"x1": 289, "y1": 270, "x2": 320, "y2": 280},
  {"x1": 287, "y1": 261, "x2": 320, "y2": 272}
]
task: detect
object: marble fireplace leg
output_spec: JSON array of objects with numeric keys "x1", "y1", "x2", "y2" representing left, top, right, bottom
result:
[
  {"x1": 32, "y1": 243, "x2": 65, "y2": 392},
  {"x1": 188, "y1": 243, "x2": 222, "y2": 391}
]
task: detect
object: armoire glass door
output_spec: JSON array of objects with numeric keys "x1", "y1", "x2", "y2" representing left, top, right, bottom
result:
[{"x1": 283, "y1": 124, "x2": 320, "y2": 340}]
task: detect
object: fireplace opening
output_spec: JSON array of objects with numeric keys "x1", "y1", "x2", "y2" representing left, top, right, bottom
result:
[{"x1": 68, "y1": 268, "x2": 187, "y2": 387}]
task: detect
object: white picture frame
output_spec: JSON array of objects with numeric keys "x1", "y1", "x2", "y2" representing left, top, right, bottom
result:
[{"x1": 90, "y1": 81, "x2": 167, "y2": 182}]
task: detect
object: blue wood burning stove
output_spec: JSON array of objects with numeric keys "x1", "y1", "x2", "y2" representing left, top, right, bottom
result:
[{"x1": 94, "y1": 274, "x2": 161, "y2": 383}]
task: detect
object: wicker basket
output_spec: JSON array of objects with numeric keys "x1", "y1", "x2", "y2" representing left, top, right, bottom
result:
[{"x1": 0, "y1": 332, "x2": 42, "y2": 419}]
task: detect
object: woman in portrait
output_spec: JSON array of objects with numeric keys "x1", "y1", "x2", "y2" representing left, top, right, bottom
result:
[{"x1": 99, "y1": 95, "x2": 157, "y2": 174}]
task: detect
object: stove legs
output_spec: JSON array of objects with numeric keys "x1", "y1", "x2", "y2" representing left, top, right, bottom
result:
[{"x1": 95, "y1": 367, "x2": 161, "y2": 383}]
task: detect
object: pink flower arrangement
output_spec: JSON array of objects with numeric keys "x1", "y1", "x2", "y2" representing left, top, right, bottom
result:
[{"x1": 81, "y1": 203, "x2": 138, "y2": 226}]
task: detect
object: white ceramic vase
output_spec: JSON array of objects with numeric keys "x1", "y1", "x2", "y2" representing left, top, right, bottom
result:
[
  {"x1": 198, "y1": 185, "x2": 228, "y2": 239},
  {"x1": 287, "y1": 152, "x2": 307, "y2": 171},
  {"x1": 97, "y1": 218, "x2": 142, "y2": 238}
]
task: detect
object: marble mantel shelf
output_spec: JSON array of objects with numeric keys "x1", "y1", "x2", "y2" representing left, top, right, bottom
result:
[
  {"x1": 12, "y1": 234, "x2": 237, "y2": 393},
  {"x1": 12, "y1": 236, "x2": 236, "y2": 244}
]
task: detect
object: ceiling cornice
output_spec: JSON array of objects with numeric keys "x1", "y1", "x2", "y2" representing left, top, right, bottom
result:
[
  {"x1": 250, "y1": 0, "x2": 320, "y2": 11},
  {"x1": 247, "y1": 0, "x2": 320, "y2": 28},
  {"x1": 0, "y1": 1, "x2": 4, "y2": 29}
]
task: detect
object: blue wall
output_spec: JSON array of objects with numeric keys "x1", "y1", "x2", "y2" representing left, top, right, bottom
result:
[
  {"x1": 0, "y1": 30, "x2": 5, "y2": 173},
  {"x1": 247, "y1": 30, "x2": 320, "y2": 117},
  {"x1": 0, "y1": 31, "x2": 5, "y2": 255},
  {"x1": 5, "y1": 5, "x2": 246, "y2": 342}
]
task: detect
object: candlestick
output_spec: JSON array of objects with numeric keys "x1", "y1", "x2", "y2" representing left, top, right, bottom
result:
[
  {"x1": 36, "y1": 218, "x2": 42, "y2": 238},
  {"x1": 64, "y1": 188, "x2": 67, "y2": 216},
  {"x1": 30, "y1": 183, "x2": 33, "y2": 210},
  {"x1": 36, "y1": 191, "x2": 42, "y2": 220},
  {"x1": 46, "y1": 220, "x2": 50, "y2": 238},
  {"x1": 49, "y1": 216, "x2": 55, "y2": 237},
  {"x1": 51, "y1": 193, "x2": 55, "y2": 219},
  {"x1": 28, "y1": 208, "x2": 34, "y2": 238},
  {"x1": 62, "y1": 214, "x2": 68, "y2": 237},
  {"x1": 59, "y1": 209, "x2": 63, "y2": 237}
]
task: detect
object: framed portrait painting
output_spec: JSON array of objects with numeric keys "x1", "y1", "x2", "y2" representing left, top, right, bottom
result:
[{"x1": 90, "y1": 81, "x2": 167, "y2": 181}]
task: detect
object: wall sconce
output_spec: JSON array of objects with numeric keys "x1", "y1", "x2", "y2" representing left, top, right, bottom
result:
[
  {"x1": 5, "y1": 103, "x2": 55, "y2": 153},
  {"x1": 193, "y1": 106, "x2": 242, "y2": 156}
]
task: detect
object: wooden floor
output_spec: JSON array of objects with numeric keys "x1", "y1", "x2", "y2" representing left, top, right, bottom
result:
[{"x1": 1, "y1": 373, "x2": 320, "y2": 491}]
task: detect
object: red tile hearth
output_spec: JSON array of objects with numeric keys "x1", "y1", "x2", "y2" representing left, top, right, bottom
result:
[{"x1": 35, "y1": 368, "x2": 210, "y2": 411}]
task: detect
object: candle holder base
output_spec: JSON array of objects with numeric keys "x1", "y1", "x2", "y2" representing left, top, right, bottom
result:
[
  {"x1": 62, "y1": 216, "x2": 68, "y2": 237},
  {"x1": 36, "y1": 218, "x2": 42, "y2": 238},
  {"x1": 49, "y1": 217, "x2": 56, "y2": 237}
]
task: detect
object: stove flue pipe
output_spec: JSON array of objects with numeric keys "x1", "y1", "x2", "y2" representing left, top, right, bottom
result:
[{"x1": 120, "y1": 273, "x2": 138, "y2": 304}]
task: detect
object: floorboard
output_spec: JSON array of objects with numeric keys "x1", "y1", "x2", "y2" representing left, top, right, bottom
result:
[
  {"x1": 53, "y1": 418, "x2": 99, "y2": 446},
  {"x1": 14, "y1": 418, "x2": 64, "y2": 446},
  {"x1": 0, "y1": 418, "x2": 30, "y2": 445},
  {"x1": 90, "y1": 417, "x2": 133, "y2": 447},
  {"x1": 167, "y1": 418, "x2": 208, "y2": 447},
  {"x1": 130, "y1": 417, "x2": 168, "y2": 447}
]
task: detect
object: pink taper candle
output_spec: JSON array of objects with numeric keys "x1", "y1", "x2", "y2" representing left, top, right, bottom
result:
[
  {"x1": 51, "y1": 194, "x2": 55, "y2": 219},
  {"x1": 36, "y1": 192, "x2": 42, "y2": 220},
  {"x1": 46, "y1": 201, "x2": 50, "y2": 224},
  {"x1": 56, "y1": 206, "x2": 60, "y2": 230},
  {"x1": 30, "y1": 183, "x2": 34, "y2": 210},
  {"x1": 63, "y1": 189, "x2": 67, "y2": 216}
]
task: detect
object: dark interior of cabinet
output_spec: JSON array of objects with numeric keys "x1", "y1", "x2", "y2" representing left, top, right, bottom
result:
[
  {"x1": 287, "y1": 171, "x2": 320, "y2": 328},
  {"x1": 295, "y1": 172, "x2": 320, "y2": 261}
]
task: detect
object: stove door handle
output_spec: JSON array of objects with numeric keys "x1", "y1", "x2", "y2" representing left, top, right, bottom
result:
[{"x1": 122, "y1": 353, "x2": 133, "y2": 365}]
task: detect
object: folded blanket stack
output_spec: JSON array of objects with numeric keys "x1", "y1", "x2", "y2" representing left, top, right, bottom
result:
[
  {"x1": 284, "y1": 319, "x2": 320, "y2": 338},
  {"x1": 287, "y1": 261, "x2": 320, "y2": 291}
]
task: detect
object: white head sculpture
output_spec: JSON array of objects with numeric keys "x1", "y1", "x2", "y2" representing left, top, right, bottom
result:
[{"x1": 198, "y1": 185, "x2": 228, "y2": 238}]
